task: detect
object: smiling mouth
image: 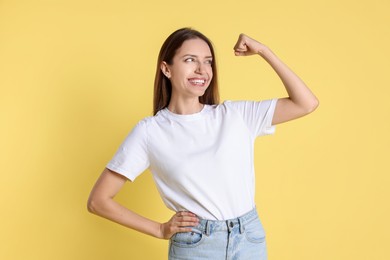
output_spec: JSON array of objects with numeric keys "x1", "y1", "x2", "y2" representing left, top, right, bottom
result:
[{"x1": 188, "y1": 78, "x2": 207, "y2": 86}]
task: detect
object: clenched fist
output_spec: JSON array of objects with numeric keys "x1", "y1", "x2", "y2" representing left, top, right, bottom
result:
[{"x1": 233, "y1": 33, "x2": 269, "y2": 56}]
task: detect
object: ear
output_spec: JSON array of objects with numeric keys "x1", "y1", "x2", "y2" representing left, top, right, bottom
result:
[{"x1": 160, "y1": 61, "x2": 171, "y2": 78}]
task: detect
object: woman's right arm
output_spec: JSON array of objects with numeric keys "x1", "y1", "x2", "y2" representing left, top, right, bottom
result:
[{"x1": 87, "y1": 168, "x2": 199, "y2": 239}]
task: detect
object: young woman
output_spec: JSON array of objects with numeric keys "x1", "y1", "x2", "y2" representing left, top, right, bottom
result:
[{"x1": 88, "y1": 28, "x2": 318, "y2": 259}]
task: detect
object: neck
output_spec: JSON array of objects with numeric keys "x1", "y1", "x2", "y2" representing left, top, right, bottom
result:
[{"x1": 167, "y1": 98, "x2": 204, "y2": 115}]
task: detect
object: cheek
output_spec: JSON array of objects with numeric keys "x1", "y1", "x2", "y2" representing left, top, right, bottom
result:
[{"x1": 208, "y1": 67, "x2": 213, "y2": 78}]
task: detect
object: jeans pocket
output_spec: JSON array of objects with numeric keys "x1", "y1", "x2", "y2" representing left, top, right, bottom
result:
[
  {"x1": 244, "y1": 218, "x2": 266, "y2": 243},
  {"x1": 171, "y1": 229, "x2": 204, "y2": 248}
]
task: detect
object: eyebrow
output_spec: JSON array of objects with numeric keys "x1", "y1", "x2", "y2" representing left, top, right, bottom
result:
[{"x1": 181, "y1": 54, "x2": 213, "y2": 59}]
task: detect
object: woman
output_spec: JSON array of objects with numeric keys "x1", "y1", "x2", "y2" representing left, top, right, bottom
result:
[{"x1": 88, "y1": 28, "x2": 318, "y2": 259}]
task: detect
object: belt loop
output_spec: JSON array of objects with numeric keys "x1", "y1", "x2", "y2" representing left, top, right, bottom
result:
[
  {"x1": 226, "y1": 220, "x2": 232, "y2": 232},
  {"x1": 204, "y1": 220, "x2": 211, "y2": 236},
  {"x1": 238, "y1": 218, "x2": 245, "y2": 234}
]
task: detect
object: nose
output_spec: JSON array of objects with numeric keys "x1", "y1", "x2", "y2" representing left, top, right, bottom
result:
[{"x1": 195, "y1": 61, "x2": 206, "y2": 74}]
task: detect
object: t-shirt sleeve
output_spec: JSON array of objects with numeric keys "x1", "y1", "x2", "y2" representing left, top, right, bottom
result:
[
  {"x1": 106, "y1": 119, "x2": 150, "y2": 181},
  {"x1": 226, "y1": 99, "x2": 278, "y2": 137}
]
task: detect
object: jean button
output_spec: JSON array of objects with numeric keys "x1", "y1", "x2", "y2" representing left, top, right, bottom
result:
[{"x1": 229, "y1": 222, "x2": 234, "y2": 228}]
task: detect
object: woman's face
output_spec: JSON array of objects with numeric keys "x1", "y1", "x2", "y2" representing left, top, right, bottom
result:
[{"x1": 163, "y1": 38, "x2": 213, "y2": 100}]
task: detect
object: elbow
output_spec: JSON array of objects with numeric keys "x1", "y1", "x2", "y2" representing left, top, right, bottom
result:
[
  {"x1": 307, "y1": 97, "x2": 319, "y2": 114},
  {"x1": 87, "y1": 194, "x2": 112, "y2": 216},
  {"x1": 87, "y1": 196, "x2": 99, "y2": 214},
  {"x1": 302, "y1": 97, "x2": 319, "y2": 115}
]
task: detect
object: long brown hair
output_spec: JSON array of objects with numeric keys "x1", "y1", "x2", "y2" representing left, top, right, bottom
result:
[{"x1": 153, "y1": 28, "x2": 219, "y2": 115}]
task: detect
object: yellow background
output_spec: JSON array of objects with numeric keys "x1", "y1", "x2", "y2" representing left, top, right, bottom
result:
[{"x1": 1, "y1": 0, "x2": 389, "y2": 259}]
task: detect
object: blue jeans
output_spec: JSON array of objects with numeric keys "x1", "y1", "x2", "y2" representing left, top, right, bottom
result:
[{"x1": 168, "y1": 208, "x2": 267, "y2": 260}]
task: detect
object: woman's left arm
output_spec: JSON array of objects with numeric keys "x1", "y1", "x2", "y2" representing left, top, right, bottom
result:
[{"x1": 234, "y1": 34, "x2": 319, "y2": 125}]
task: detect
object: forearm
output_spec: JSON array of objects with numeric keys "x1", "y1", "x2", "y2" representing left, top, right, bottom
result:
[
  {"x1": 88, "y1": 197, "x2": 163, "y2": 239},
  {"x1": 258, "y1": 46, "x2": 319, "y2": 112}
]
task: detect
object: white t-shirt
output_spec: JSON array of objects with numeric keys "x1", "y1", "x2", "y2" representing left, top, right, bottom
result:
[{"x1": 106, "y1": 99, "x2": 278, "y2": 220}]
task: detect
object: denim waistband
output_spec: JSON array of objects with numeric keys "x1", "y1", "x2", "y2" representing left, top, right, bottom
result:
[{"x1": 196, "y1": 208, "x2": 258, "y2": 236}]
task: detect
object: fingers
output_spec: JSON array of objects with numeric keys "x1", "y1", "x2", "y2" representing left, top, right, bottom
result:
[
  {"x1": 171, "y1": 211, "x2": 199, "y2": 233},
  {"x1": 234, "y1": 50, "x2": 246, "y2": 56},
  {"x1": 174, "y1": 211, "x2": 199, "y2": 227},
  {"x1": 160, "y1": 211, "x2": 199, "y2": 239},
  {"x1": 233, "y1": 33, "x2": 264, "y2": 56},
  {"x1": 233, "y1": 34, "x2": 248, "y2": 56}
]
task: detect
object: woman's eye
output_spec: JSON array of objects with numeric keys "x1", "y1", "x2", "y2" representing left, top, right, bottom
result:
[
  {"x1": 185, "y1": 58, "x2": 194, "y2": 62},
  {"x1": 205, "y1": 60, "x2": 213, "y2": 65}
]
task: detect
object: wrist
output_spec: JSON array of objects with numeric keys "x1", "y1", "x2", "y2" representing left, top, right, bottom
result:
[
  {"x1": 156, "y1": 222, "x2": 164, "y2": 239},
  {"x1": 257, "y1": 44, "x2": 270, "y2": 57}
]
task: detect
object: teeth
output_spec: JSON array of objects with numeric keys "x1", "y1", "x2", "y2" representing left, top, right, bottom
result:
[{"x1": 189, "y1": 79, "x2": 205, "y2": 85}]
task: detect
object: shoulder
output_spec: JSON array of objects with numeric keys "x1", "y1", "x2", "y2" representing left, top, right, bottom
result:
[
  {"x1": 137, "y1": 111, "x2": 166, "y2": 126},
  {"x1": 138, "y1": 115, "x2": 154, "y2": 125},
  {"x1": 207, "y1": 101, "x2": 245, "y2": 114},
  {"x1": 133, "y1": 111, "x2": 171, "y2": 131},
  {"x1": 218, "y1": 100, "x2": 250, "y2": 112},
  {"x1": 202, "y1": 101, "x2": 246, "y2": 119},
  {"x1": 220, "y1": 100, "x2": 254, "y2": 108},
  {"x1": 222, "y1": 99, "x2": 278, "y2": 110},
  {"x1": 217, "y1": 99, "x2": 278, "y2": 120},
  {"x1": 128, "y1": 115, "x2": 156, "y2": 137},
  {"x1": 214, "y1": 100, "x2": 237, "y2": 109}
]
